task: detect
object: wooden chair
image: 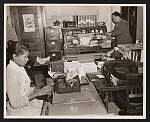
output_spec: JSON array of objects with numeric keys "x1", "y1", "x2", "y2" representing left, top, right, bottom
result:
[
  {"x1": 126, "y1": 73, "x2": 143, "y2": 115},
  {"x1": 131, "y1": 49, "x2": 141, "y2": 62}
]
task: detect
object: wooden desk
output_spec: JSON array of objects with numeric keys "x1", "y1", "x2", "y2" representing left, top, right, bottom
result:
[{"x1": 41, "y1": 81, "x2": 107, "y2": 116}]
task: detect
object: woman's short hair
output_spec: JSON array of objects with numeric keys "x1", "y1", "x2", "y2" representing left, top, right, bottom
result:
[
  {"x1": 7, "y1": 40, "x2": 30, "y2": 60},
  {"x1": 112, "y1": 11, "x2": 122, "y2": 18}
]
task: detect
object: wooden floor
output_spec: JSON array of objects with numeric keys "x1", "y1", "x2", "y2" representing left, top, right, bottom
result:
[{"x1": 64, "y1": 52, "x2": 120, "y2": 115}]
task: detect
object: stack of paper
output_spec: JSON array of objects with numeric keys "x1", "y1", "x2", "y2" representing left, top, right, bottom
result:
[
  {"x1": 80, "y1": 62, "x2": 97, "y2": 73},
  {"x1": 100, "y1": 40, "x2": 111, "y2": 48},
  {"x1": 76, "y1": 67, "x2": 86, "y2": 78},
  {"x1": 97, "y1": 61, "x2": 105, "y2": 69},
  {"x1": 64, "y1": 61, "x2": 81, "y2": 68},
  {"x1": 64, "y1": 61, "x2": 87, "y2": 81},
  {"x1": 66, "y1": 67, "x2": 86, "y2": 81},
  {"x1": 66, "y1": 68, "x2": 78, "y2": 80},
  {"x1": 78, "y1": 33, "x2": 93, "y2": 46}
]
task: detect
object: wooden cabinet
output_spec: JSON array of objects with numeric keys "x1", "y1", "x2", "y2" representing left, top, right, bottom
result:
[
  {"x1": 46, "y1": 40, "x2": 61, "y2": 52},
  {"x1": 45, "y1": 27, "x2": 62, "y2": 61},
  {"x1": 45, "y1": 27, "x2": 60, "y2": 40},
  {"x1": 62, "y1": 25, "x2": 108, "y2": 55}
]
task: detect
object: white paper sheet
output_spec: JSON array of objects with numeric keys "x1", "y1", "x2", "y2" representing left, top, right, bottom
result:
[
  {"x1": 96, "y1": 75, "x2": 105, "y2": 79},
  {"x1": 80, "y1": 62, "x2": 97, "y2": 73},
  {"x1": 36, "y1": 56, "x2": 50, "y2": 64},
  {"x1": 64, "y1": 61, "x2": 81, "y2": 68}
]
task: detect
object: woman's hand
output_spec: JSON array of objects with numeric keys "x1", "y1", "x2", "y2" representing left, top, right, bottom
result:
[
  {"x1": 36, "y1": 86, "x2": 51, "y2": 96},
  {"x1": 28, "y1": 86, "x2": 51, "y2": 101}
]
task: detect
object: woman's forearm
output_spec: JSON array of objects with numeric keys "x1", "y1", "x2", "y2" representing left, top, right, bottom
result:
[
  {"x1": 28, "y1": 86, "x2": 50, "y2": 101},
  {"x1": 28, "y1": 91, "x2": 39, "y2": 101},
  {"x1": 28, "y1": 87, "x2": 41, "y2": 101}
]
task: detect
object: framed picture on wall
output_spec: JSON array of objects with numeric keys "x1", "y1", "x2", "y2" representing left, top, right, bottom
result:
[{"x1": 22, "y1": 14, "x2": 35, "y2": 32}]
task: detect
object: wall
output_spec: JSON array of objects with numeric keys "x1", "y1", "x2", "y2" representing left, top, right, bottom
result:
[
  {"x1": 5, "y1": 6, "x2": 19, "y2": 42},
  {"x1": 44, "y1": 5, "x2": 120, "y2": 31},
  {"x1": 111, "y1": 6, "x2": 121, "y2": 30},
  {"x1": 7, "y1": 5, "x2": 143, "y2": 43},
  {"x1": 98, "y1": 6, "x2": 112, "y2": 32},
  {"x1": 98, "y1": 6, "x2": 120, "y2": 31},
  {"x1": 136, "y1": 6, "x2": 143, "y2": 42},
  {"x1": 6, "y1": 6, "x2": 11, "y2": 25},
  {"x1": 45, "y1": 6, "x2": 61, "y2": 26},
  {"x1": 45, "y1": 5, "x2": 99, "y2": 26}
]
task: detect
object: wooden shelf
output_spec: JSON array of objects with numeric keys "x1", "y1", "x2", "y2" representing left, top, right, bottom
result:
[
  {"x1": 62, "y1": 26, "x2": 108, "y2": 55},
  {"x1": 62, "y1": 25, "x2": 107, "y2": 32}
]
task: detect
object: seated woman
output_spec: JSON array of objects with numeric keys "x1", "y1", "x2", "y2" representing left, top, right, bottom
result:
[{"x1": 6, "y1": 40, "x2": 50, "y2": 116}]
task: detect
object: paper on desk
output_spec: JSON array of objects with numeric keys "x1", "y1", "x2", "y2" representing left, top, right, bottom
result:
[
  {"x1": 89, "y1": 40, "x2": 98, "y2": 46},
  {"x1": 96, "y1": 74, "x2": 105, "y2": 79},
  {"x1": 80, "y1": 62, "x2": 97, "y2": 73},
  {"x1": 76, "y1": 67, "x2": 86, "y2": 78},
  {"x1": 64, "y1": 61, "x2": 81, "y2": 68},
  {"x1": 66, "y1": 67, "x2": 85, "y2": 81},
  {"x1": 80, "y1": 37, "x2": 91, "y2": 46},
  {"x1": 96, "y1": 61, "x2": 105, "y2": 69},
  {"x1": 66, "y1": 68, "x2": 78, "y2": 81},
  {"x1": 78, "y1": 33, "x2": 93, "y2": 46},
  {"x1": 100, "y1": 40, "x2": 111, "y2": 48}
]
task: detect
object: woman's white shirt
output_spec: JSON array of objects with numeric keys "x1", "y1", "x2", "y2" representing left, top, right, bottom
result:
[{"x1": 6, "y1": 60, "x2": 43, "y2": 116}]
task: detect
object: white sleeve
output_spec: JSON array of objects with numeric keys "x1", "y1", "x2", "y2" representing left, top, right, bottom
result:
[{"x1": 6, "y1": 68, "x2": 30, "y2": 109}]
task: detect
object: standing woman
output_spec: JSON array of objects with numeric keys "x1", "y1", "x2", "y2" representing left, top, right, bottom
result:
[
  {"x1": 6, "y1": 40, "x2": 50, "y2": 116},
  {"x1": 105, "y1": 11, "x2": 133, "y2": 45}
]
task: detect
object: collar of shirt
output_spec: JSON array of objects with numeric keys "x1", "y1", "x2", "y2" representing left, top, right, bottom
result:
[{"x1": 9, "y1": 60, "x2": 25, "y2": 72}]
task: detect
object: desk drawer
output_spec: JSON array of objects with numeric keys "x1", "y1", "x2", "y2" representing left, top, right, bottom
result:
[
  {"x1": 45, "y1": 27, "x2": 60, "y2": 40},
  {"x1": 46, "y1": 40, "x2": 61, "y2": 52},
  {"x1": 46, "y1": 52, "x2": 62, "y2": 61}
]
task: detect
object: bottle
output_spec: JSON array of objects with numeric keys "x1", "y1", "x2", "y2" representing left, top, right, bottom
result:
[
  {"x1": 78, "y1": 15, "x2": 81, "y2": 28},
  {"x1": 76, "y1": 15, "x2": 78, "y2": 27},
  {"x1": 95, "y1": 15, "x2": 97, "y2": 26},
  {"x1": 83, "y1": 15, "x2": 86, "y2": 27},
  {"x1": 73, "y1": 15, "x2": 76, "y2": 27},
  {"x1": 87, "y1": 15, "x2": 89, "y2": 27}
]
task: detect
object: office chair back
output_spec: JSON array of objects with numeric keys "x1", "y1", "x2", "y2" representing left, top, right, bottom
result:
[
  {"x1": 131, "y1": 49, "x2": 141, "y2": 62},
  {"x1": 126, "y1": 73, "x2": 143, "y2": 115}
]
